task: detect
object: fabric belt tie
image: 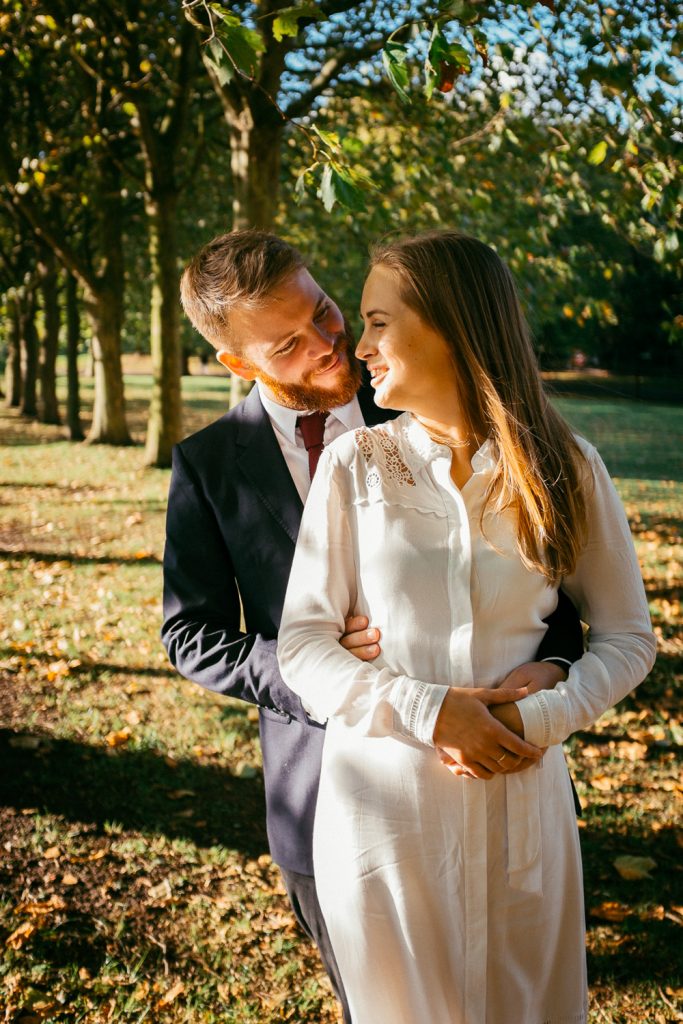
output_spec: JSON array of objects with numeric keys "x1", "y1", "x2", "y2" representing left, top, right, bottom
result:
[
  {"x1": 297, "y1": 411, "x2": 328, "y2": 480},
  {"x1": 506, "y1": 766, "x2": 543, "y2": 895}
]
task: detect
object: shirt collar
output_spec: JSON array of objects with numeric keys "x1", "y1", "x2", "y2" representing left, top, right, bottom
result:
[{"x1": 257, "y1": 380, "x2": 362, "y2": 443}]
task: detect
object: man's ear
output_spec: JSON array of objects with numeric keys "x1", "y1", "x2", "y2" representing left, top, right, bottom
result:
[{"x1": 216, "y1": 349, "x2": 258, "y2": 381}]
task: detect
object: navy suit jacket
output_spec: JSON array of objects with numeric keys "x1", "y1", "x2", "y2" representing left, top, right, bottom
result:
[{"x1": 162, "y1": 383, "x2": 582, "y2": 874}]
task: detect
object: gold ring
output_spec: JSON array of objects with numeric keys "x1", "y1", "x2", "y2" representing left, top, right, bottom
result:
[{"x1": 496, "y1": 753, "x2": 506, "y2": 764}]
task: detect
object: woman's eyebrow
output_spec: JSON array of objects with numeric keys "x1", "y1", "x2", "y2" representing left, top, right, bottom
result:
[{"x1": 360, "y1": 307, "x2": 391, "y2": 318}]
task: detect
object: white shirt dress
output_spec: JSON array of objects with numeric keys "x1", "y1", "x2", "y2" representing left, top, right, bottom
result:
[{"x1": 278, "y1": 413, "x2": 656, "y2": 1024}]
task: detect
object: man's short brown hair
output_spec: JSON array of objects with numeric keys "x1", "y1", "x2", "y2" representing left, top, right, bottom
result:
[{"x1": 180, "y1": 230, "x2": 306, "y2": 352}]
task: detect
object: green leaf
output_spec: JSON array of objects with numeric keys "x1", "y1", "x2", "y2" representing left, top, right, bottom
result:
[
  {"x1": 217, "y1": 21, "x2": 264, "y2": 78},
  {"x1": 588, "y1": 140, "x2": 608, "y2": 165},
  {"x1": 294, "y1": 170, "x2": 308, "y2": 203},
  {"x1": 382, "y1": 42, "x2": 410, "y2": 104},
  {"x1": 313, "y1": 127, "x2": 341, "y2": 154},
  {"x1": 319, "y1": 163, "x2": 337, "y2": 212},
  {"x1": 204, "y1": 38, "x2": 234, "y2": 86},
  {"x1": 425, "y1": 25, "x2": 471, "y2": 99},
  {"x1": 317, "y1": 162, "x2": 369, "y2": 213},
  {"x1": 272, "y1": 4, "x2": 322, "y2": 43}
]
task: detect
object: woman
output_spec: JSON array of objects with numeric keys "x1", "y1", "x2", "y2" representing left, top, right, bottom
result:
[{"x1": 277, "y1": 231, "x2": 655, "y2": 1024}]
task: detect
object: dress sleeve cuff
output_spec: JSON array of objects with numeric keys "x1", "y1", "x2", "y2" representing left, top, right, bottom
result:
[
  {"x1": 392, "y1": 677, "x2": 450, "y2": 748},
  {"x1": 516, "y1": 692, "x2": 552, "y2": 747}
]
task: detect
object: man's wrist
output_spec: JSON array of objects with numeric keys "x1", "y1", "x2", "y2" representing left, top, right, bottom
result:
[{"x1": 541, "y1": 657, "x2": 571, "y2": 678}]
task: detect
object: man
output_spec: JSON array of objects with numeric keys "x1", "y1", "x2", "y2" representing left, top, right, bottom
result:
[{"x1": 161, "y1": 230, "x2": 583, "y2": 1021}]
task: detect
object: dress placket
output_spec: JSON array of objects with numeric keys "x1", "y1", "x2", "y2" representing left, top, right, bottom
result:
[{"x1": 432, "y1": 456, "x2": 489, "y2": 1024}]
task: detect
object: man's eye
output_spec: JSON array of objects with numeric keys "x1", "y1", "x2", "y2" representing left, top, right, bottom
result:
[
  {"x1": 277, "y1": 338, "x2": 297, "y2": 356},
  {"x1": 314, "y1": 303, "x2": 330, "y2": 322},
  {"x1": 371, "y1": 321, "x2": 386, "y2": 329}
]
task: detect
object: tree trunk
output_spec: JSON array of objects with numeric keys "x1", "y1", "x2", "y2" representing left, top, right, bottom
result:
[
  {"x1": 84, "y1": 285, "x2": 131, "y2": 445},
  {"x1": 144, "y1": 186, "x2": 182, "y2": 467},
  {"x1": 38, "y1": 247, "x2": 61, "y2": 425},
  {"x1": 4, "y1": 297, "x2": 23, "y2": 408},
  {"x1": 227, "y1": 100, "x2": 283, "y2": 229},
  {"x1": 65, "y1": 272, "x2": 84, "y2": 440},
  {"x1": 19, "y1": 292, "x2": 38, "y2": 418},
  {"x1": 85, "y1": 154, "x2": 131, "y2": 445}
]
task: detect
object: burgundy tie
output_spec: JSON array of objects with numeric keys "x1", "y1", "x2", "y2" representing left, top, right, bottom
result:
[{"x1": 297, "y1": 411, "x2": 328, "y2": 480}]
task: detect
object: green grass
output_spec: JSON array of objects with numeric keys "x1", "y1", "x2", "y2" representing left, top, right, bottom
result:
[{"x1": 1, "y1": 380, "x2": 681, "y2": 1023}]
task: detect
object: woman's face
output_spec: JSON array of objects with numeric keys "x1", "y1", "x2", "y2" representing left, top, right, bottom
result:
[{"x1": 357, "y1": 264, "x2": 459, "y2": 414}]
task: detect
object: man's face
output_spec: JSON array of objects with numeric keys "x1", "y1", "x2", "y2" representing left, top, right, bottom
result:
[{"x1": 224, "y1": 268, "x2": 362, "y2": 412}]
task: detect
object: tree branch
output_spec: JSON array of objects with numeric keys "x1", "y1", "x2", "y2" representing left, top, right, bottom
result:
[{"x1": 284, "y1": 37, "x2": 385, "y2": 119}]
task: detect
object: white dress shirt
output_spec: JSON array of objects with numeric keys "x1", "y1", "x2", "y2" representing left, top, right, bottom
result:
[{"x1": 257, "y1": 381, "x2": 365, "y2": 501}]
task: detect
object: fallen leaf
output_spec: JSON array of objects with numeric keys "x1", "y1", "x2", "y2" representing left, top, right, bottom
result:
[
  {"x1": 105, "y1": 727, "x2": 132, "y2": 748},
  {"x1": 580, "y1": 744, "x2": 604, "y2": 759},
  {"x1": 590, "y1": 900, "x2": 632, "y2": 922},
  {"x1": 15, "y1": 895, "x2": 67, "y2": 916},
  {"x1": 6, "y1": 920, "x2": 37, "y2": 949},
  {"x1": 43, "y1": 846, "x2": 60, "y2": 860},
  {"x1": 167, "y1": 789, "x2": 196, "y2": 800},
  {"x1": 613, "y1": 855, "x2": 657, "y2": 880},
  {"x1": 156, "y1": 980, "x2": 184, "y2": 1007},
  {"x1": 148, "y1": 878, "x2": 172, "y2": 902},
  {"x1": 590, "y1": 774, "x2": 616, "y2": 791},
  {"x1": 61, "y1": 872, "x2": 79, "y2": 886},
  {"x1": 615, "y1": 740, "x2": 648, "y2": 762},
  {"x1": 71, "y1": 847, "x2": 108, "y2": 863}
]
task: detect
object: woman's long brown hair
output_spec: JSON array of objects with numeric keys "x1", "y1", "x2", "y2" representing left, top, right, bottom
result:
[{"x1": 369, "y1": 230, "x2": 588, "y2": 584}]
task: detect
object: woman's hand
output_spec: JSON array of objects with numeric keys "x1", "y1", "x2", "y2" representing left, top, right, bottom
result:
[{"x1": 433, "y1": 687, "x2": 543, "y2": 780}]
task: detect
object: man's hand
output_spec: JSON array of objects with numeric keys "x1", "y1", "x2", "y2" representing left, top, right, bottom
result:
[
  {"x1": 498, "y1": 660, "x2": 566, "y2": 694},
  {"x1": 433, "y1": 687, "x2": 543, "y2": 780},
  {"x1": 341, "y1": 615, "x2": 381, "y2": 662}
]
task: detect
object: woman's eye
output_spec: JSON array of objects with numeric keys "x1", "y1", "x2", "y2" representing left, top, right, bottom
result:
[
  {"x1": 314, "y1": 303, "x2": 330, "y2": 322},
  {"x1": 371, "y1": 321, "x2": 386, "y2": 329}
]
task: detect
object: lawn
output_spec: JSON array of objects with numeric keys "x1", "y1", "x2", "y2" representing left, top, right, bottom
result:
[{"x1": 1, "y1": 377, "x2": 681, "y2": 1024}]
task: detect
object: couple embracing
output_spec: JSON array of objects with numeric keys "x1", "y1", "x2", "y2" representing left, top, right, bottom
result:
[{"x1": 162, "y1": 229, "x2": 654, "y2": 1024}]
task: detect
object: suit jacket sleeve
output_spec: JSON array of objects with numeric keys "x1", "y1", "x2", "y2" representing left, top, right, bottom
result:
[
  {"x1": 161, "y1": 443, "x2": 311, "y2": 723},
  {"x1": 535, "y1": 588, "x2": 584, "y2": 666}
]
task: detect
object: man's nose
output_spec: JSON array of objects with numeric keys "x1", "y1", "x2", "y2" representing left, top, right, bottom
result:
[{"x1": 306, "y1": 326, "x2": 336, "y2": 357}]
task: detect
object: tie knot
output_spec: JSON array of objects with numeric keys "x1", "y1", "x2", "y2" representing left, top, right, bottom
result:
[
  {"x1": 297, "y1": 412, "x2": 328, "y2": 480},
  {"x1": 297, "y1": 411, "x2": 328, "y2": 451}
]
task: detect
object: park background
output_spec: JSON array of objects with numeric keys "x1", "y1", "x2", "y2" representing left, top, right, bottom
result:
[{"x1": 1, "y1": 1, "x2": 681, "y2": 1021}]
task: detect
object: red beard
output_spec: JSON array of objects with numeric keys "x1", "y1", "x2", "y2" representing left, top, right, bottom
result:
[{"x1": 255, "y1": 329, "x2": 362, "y2": 413}]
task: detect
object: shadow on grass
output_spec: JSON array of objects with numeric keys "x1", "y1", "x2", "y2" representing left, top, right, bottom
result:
[
  {"x1": 0, "y1": 548, "x2": 161, "y2": 565},
  {"x1": 0, "y1": 648, "x2": 173, "y2": 678},
  {"x1": 0, "y1": 728, "x2": 267, "y2": 858},
  {"x1": 580, "y1": 814, "x2": 683, "y2": 986}
]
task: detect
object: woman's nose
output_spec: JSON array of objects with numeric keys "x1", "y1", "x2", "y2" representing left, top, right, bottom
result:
[{"x1": 356, "y1": 328, "x2": 372, "y2": 360}]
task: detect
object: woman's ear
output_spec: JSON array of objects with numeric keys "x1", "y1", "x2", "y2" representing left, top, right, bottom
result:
[{"x1": 216, "y1": 350, "x2": 258, "y2": 381}]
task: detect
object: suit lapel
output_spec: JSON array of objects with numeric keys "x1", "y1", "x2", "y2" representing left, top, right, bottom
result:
[{"x1": 236, "y1": 386, "x2": 303, "y2": 546}]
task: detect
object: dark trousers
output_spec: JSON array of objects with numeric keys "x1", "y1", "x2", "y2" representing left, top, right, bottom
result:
[{"x1": 279, "y1": 866, "x2": 352, "y2": 1024}]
